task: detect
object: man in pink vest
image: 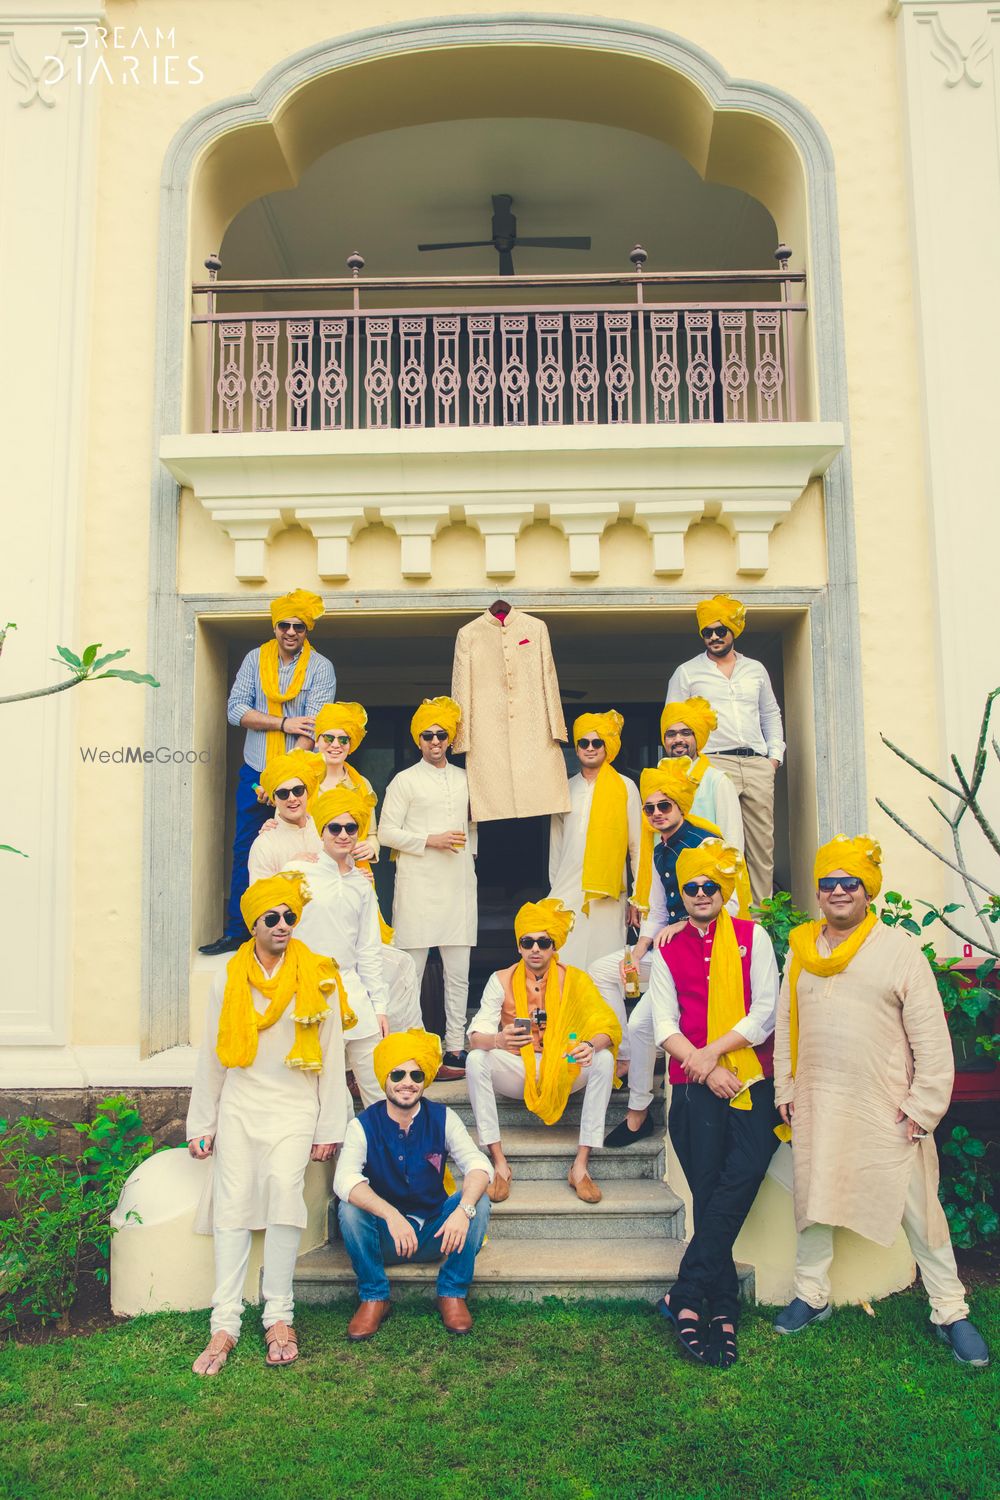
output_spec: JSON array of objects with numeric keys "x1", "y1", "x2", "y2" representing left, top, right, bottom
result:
[{"x1": 651, "y1": 840, "x2": 780, "y2": 1369}]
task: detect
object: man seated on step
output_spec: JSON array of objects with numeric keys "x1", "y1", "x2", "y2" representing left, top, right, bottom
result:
[
  {"x1": 465, "y1": 898, "x2": 621, "y2": 1205},
  {"x1": 593, "y1": 760, "x2": 749, "y2": 1148},
  {"x1": 247, "y1": 750, "x2": 326, "y2": 882},
  {"x1": 334, "y1": 1028, "x2": 492, "y2": 1341},
  {"x1": 652, "y1": 842, "x2": 780, "y2": 1370},
  {"x1": 187, "y1": 872, "x2": 353, "y2": 1375}
]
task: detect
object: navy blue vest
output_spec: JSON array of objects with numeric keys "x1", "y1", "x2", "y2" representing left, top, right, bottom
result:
[
  {"x1": 358, "y1": 1100, "x2": 449, "y2": 1219},
  {"x1": 654, "y1": 820, "x2": 714, "y2": 923}
]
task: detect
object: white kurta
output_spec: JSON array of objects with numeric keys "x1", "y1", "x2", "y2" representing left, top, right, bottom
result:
[
  {"x1": 284, "y1": 854, "x2": 388, "y2": 1037},
  {"x1": 691, "y1": 765, "x2": 745, "y2": 853},
  {"x1": 548, "y1": 771, "x2": 642, "y2": 969},
  {"x1": 319, "y1": 765, "x2": 381, "y2": 860},
  {"x1": 186, "y1": 960, "x2": 350, "y2": 1234},
  {"x1": 377, "y1": 760, "x2": 478, "y2": 948},
  {"x1": 247, "y1": 817, "x2": 322, "y2": 884}
]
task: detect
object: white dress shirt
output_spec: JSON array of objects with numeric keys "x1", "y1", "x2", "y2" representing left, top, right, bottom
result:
[
  {"x1": 666, "y1": 653, "x2": 785, "y2": 762},
  {"x1": 647, "y1": 921, "x2": 780, "y2": 1047},
  {"x1": 283, "y1": 853, "x2": 388, "y2": 1026},
  {"x1": 333, "y1": 1103, "x2": 494, "y2": 1204}
]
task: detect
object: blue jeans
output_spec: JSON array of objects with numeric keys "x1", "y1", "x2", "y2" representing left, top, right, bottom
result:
[
  {"x1": 337, "y1": 1190, "x2": 490, "y2": 1302},
  {"x1": 225, "y1": 761, "x2": 271, "y2": 937}
]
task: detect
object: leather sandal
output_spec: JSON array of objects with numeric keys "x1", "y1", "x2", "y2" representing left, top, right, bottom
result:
[
  {"x1": 658, "y1": 1295, "x2": 708, "y2": 1364},
  {"x1": 568, "y1": 1169, "x2": 602, "y2": 1204},
  {"x1": 264, "y1": 1321, "x2": 299, "y2": 1367},
  {"x1": 192, "y1": 1330, "x2": 235, "y2": 1377},
  {"x1": 708, "y1": 1316, "x2": 739, "y2": 1370}
]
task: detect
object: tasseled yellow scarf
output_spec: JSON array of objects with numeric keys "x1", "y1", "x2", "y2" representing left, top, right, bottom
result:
[
  {"x1": 259, "y1": 639, "x2": 312, "y2": 766},
  {"x1": 580, "y1": 764, "x2": 629, "y2": 915},
  {"x1": 773, "y1": 909, "x2": 878, "y2": 1140},
  {"x1": 704, "y1": 909, "x2": 763, "y2": 1111},
  {"x1": 217, "y1": 936, "x2": 356, "y2": 1073},
  {"x1": 505, "y1": 962, "x2": 622, "y2": 1126}
]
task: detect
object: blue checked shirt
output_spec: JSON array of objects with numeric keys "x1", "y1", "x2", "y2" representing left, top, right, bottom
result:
[{"x1": 227, "y1": 644, "x2": 337, "y2": 772}]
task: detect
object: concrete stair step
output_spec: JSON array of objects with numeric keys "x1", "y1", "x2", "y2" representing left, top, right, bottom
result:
[
  {"x1": 425, "y1": 1077, "x2": 664, "y2": 1132},
  {"x1": 473, "y1": 1124, "x2": 667, "y2": 1181},
  {"x1": 294, "y1": 1239, "x2": 755, "y2": 1305}
]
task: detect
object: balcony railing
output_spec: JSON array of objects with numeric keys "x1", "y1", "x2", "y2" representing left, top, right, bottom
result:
[{"x1": 192, "y1": 247, "x2": 806, "y2": 435}]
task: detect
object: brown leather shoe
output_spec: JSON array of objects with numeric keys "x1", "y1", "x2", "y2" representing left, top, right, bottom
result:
[
  {"x1": 487, "y1": 1170, "x2": 511, "y2": 1203},
  {"x1": 437, "y1": 1296, "x2": 473, "y2": 1335},
  {"x1": 346, "y1": 1299, "x2": 392, "y2": 1341},
  {"x1": 568, "y1": 1169, "x2": 602, "y2": 1204}
]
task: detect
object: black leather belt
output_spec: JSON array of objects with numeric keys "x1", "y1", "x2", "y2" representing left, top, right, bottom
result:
[{"x1": 715, "y1": 747, "x2": 760, "y2": 758}]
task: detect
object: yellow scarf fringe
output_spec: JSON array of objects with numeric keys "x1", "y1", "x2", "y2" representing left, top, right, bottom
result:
[
  {"x1": 580, "y1": 764, "x2": 629, "y2": 916},
  {"x1": 507, "y1": 961, "x2": 622, "y2": 1126},
  {"x1": 705, "y1": 908, "x2": 763, "y2": 1111},
  {"x1": 259, "y1": 639, "x2": 312, "y2": 766},
  {"x1": 217, "y1": 936, "x2": 355, "y2": 1073},
  {"x1": 773, "y1": 909, "x2": 878, "y2": 1140}
]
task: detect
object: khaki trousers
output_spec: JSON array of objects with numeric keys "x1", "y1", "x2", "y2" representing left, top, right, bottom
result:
[{"x1": 706, "y1": 753, "x2": 775, "y2": 903}]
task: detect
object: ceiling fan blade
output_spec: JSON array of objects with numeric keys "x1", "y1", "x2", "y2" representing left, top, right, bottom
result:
[
  {"x1": 417, "y1": 240, "x2": 495, "y2": 252},
  {"x1": 515, "y1": 237, "x2": 592, "y2": 250},
  {"x1": 498, "y1": 248, "x2": 515, "y2": 277}
]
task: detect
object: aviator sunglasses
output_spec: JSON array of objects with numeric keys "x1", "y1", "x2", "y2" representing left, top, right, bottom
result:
[
  {"x1": 275, "y1": 621, "x2": 307, "y2": 633},
  {"x1": 274, "y1": 783, "x2": 307, "y2": 800},
  {"x1": 700, "y1": 625, "x2": 729, "y2": 640},
  {"x1": 643, "y1": 799, "x2": 675, "y2": 816},
  {"x1": 682, "y1": 879, "x2": 721, "y2": 897},
  {"x1": 817, "y1": 875, "x2": 864, "y2": 894},
  {"x1": 325, "y1": 821, "x2": 359, "y2": 836},
  {"x1": 319, "y1": 733, "x2": 351, "y2": 747},
  {"x1": 519, "y1": 935, "x2": 555, "y2": 951},
  {"x1": 576, "y1": 737, "x2": 605, "y2": 750},
  {"x1": 261, "y1": 908, "x2": 298, "y2": 928},
  {"x1": 420, "y1": 730, "x2": 450, "y2": 742},
  {"x1": 388, "y1": 1068, "x2": 426, "y2": 1084}
]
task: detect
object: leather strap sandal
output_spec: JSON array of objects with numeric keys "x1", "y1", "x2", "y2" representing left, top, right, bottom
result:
[
  {"x1": 657, "y1": 1296, "x2": 708, "y2": 1364},
  {"x1": 264, "y1": 1321, "x2": 299, "y2": 1367},
  {"x1": 192, "y1": 1330, "x2": 235, "y2": 1377},
  {"x1": 708, "y1": 1317, "x2": 739, "y2": 1370}
]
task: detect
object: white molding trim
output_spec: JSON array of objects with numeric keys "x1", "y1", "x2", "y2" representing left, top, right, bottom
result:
[{"x1": 0, "y1": 1045, "x2": 198, "y2": 1090}]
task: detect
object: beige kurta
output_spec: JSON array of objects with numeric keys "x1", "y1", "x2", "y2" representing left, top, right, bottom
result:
[
  {"x1": 451, "y1": 607, "x2": 570, "y2": 822},
  {"x1": 773, "y1": 922, "x2": 954, "y2": 1248}
]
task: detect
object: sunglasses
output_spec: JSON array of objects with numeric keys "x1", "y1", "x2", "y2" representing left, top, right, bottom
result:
[
  {"x1": 817, "y1": 875, "x2": 864, "y2": 894},
  {"x1": 274, "y1": 784, "x2": 307, "y2": 801},
  {"x1": 576, "y1": 737, "x2": 605, "y2": 750},
  {"x1": 326, "y1": 821, "x2": 359, "y2": 836},
  {"x1": 388, "y1": 1068, "x2": 426, "y2": 1084},
  {"x1": 319, "y1": 733, "x2": 351, "y2": 747},
  {"x1": 643, "y1": 799, "x2": 675, "y2": 816},
  {"x1": 519, "y1": 935, "x2": 555, "y2": 951},
  {"x1": 420, "y1": 730, "x2": 450, "y2": 742},
  {"x1": 700, "y1": 625, "x2": 729, "y2": 640},
  {"x1": 261, "y1": 908, "x2": 298, "y2": 928},
  {"x1": 682, "y1": 880, "x2": 721, "y2": 897},
  {"x1": 276, "y1": 621, "x2": 307, "y2": 632}
]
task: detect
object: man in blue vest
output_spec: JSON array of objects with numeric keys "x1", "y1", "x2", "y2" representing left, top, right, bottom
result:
[{"x1": 333, "y1": 1028, "x2": 492, "y2": 1340}]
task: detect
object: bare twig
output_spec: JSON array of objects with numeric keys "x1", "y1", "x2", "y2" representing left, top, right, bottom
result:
[
  {"x1": 875, "y1": 798, "x2": 995, "y2": 895},
  {"x1": 0, "y1": 677, "x2": 81, "y2": 706},
  {"x1": 967, "y1": 688, "x2": 1000, "y2": 799},
  {"x1": 927, "y1": 908, "x2": 1000, "y2": 960},
  {"x1": 879, "y1": 734, "x2": 964, "y2": 799},
  {"x1": 951, "y1": 756, "x2": 1000, "y2": 859}
]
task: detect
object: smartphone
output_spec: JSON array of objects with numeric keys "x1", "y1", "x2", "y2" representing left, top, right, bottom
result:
[{"x1": 514, "y1": 1017, "x2": 531, "y2": 1034}]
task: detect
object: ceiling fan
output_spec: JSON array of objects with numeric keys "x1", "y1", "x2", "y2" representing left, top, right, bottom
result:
[{"x1": 418, "y1": 193, "x2": 591, "y2": 276}]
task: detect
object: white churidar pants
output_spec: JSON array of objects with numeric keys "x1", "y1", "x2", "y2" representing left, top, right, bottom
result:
[
  {"x1": 210, "y1": 1223, "x2": 301, "y2": 1338},
  {"x1": 345, "y1": 1036, "x2": 382, "y2": 1108},
  {"x1": 793, "y1": 1156, "x2": 970, "y2": 1326},
  {"x1": 402, "y1": 944, "x2": 471, "y2": 1052},
  {"x1": 465, "y1": 1046, "x2": 615, "y2": 1149},
  {"x1": 589, "y1": 950, "x2": 657, "y2": 1104}
]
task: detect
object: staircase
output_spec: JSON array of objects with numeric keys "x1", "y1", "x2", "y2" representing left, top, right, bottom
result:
[{"x1": 294, "y1": 1078, "x2": 755, "y2": 1304}]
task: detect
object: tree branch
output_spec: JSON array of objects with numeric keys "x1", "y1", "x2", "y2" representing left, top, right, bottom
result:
[
  {"x1": 875, "y1": 798, "x2": 995, "y2": 894},
  {"x1": 879, "y1": 734, "x2": 964, "y2": 798},
  {"x1": 951, "y1": 756, "x2": 1000, "y2": 859},
  {"x1": 928, "y1": 908, "x2": 1000, "y2": 960},
  {"x1": 0, "y1": 676, "x2": 81, "y2": 706}
]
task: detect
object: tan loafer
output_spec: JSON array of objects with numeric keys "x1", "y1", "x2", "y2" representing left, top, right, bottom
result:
[
  {"x1": 487, "y1": 1171, "x2": 511, "y2": 1203},
  {"x1": 568, "y1": 1169, "x2": 602, "y2": 1204},
  {"x1": 437, "y1": 1296, "x2": 473, "y2": 1335},
  {"x1": 346, "y1": 1299, "x2": 392, "y2": 1342}
]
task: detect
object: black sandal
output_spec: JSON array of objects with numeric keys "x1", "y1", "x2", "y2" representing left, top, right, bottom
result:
[
  {"x1": 657, "y1": 1295, "x2": 708, "y2": 1364},
  {"x1": 708, "y1": 1316, "x2": 738, "y2": 1369}
]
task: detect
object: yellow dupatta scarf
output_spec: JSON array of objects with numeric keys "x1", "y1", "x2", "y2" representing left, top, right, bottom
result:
[
  {"x1": 705, "y1": 908, "x2": 763, "y2": 1111},
  {"x1": 580, "y1": 763, "x2": 629, "y2": 915},
  {"x1": 217, "y1": 936, "x2": 355, "y2": 1073},
  {"x1": 685, "y1": 754, "x2": 711, "y2": 788},
  {"x1": 506, "y1": 962, "x2": 622, "y2": 1125},
  {"x1": 773, "y1": 909, "x2": 879, "y2": 1140},
  {"x1": 259, "y1": 639, "x2": 312, "y2": 766}
]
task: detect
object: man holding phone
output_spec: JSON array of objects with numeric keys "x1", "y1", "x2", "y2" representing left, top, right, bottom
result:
[{"x1": 334, "y1": 1028, "x2": 492, "y2": 1340}]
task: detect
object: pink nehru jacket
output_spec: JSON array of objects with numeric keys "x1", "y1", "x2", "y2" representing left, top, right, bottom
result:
[{"x1": 658, "y1": 917, "x2": 774, "y2": 1087}]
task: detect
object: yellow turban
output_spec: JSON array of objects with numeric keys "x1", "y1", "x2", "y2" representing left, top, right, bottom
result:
[
  {"x1": 514, "y1": 897, "x2": 575, "y2": 951},
  {"x1": 695, "y1": 594, "x2": 746, "y2": 639},
  {"x1": 639, "y1": 760, "x2": 698, "y2": 819},
  {"x1": 814, "y1": 834, "x2": 883, "y2": 898},
  {"x1": 312, "y1": 785, "x2": 376, "y2": 840},
  {"x1": 240, "y1": 871, "x2": 310, "y2": 933},
  {"x1": 270, "y1": 589, "x2": 325, "y2": 630},
  {"x1": 572, "y1": 710, "x2": 624, "y2": 763},
  {"x1": 373, "y1": 1028, "x2": 443, "y2": 1092},
  {"x1": 314, "y1": 701, "x2": 368, "y2": 751},
  {"x1": 258, "y1": 750, "x2": 326, "y2": 805},
  {"x1": 410, "y1": 696, "x2": 462, "y2": 747},
  {"x1": 661, "y1": 697, "x2": 717, "y2": 752},
  {"x1": 675, "y1": 839, "x2": 740, "y2": 904}
]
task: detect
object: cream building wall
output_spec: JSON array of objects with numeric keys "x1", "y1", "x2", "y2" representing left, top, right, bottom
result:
[{"x1": 3, "y1": 2, "x2": 988, "y2": 1109}]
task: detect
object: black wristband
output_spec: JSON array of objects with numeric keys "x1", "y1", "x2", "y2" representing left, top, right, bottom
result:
[{"x1": 280, "y1": 716, "x2": 287, "y2": 733}]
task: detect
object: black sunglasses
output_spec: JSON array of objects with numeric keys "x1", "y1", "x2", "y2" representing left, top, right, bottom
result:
[
  {"x1": 643, "y1": 799, "x2": 675, "y2": 816},
  {"x1": 420, "y1": 730, "x2": 450, "y2": 742},
  {"x1": 274, "y1": 783, "x2": 307, "y2": 801},
  {"x1": 700, "y1": 625, "x2": 729, "y2": 640},
  {"x1": 326, "y1": 821, "x2": 359, "y2": 836},
  {"x1": 519, "y1": 935, "x2": 555, "y2": 951},
  {"x1": 261, "y1": 908, "x2": 298, "y2": 928},
  {"x1": 319, "y1": 733, "x2": 351, "y2": 747},
  {"x1": 576, "y1": 737, "x2": 605, "y2": 750},
  {"x1": 818, "y1": 875, "x2": 864, "y2": 894},
  {"x1": 388, "y1": 1068, "x2": 426, "y2": 1084},
  {"x1": 276, "y1": 621, "x2": 307, "y2": 632},
  {"x1": 682, "y1": 879, "x2": 721, "y2": 897}
]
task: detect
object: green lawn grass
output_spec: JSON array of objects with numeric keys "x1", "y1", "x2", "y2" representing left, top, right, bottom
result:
[{"x1": 1, "y1": 1291, "x2": 997, "y2": 1500}]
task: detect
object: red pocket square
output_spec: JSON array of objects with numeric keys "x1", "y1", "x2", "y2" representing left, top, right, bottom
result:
[{"x1": 519, "y1": 638, "x2": 530, "y2": 645}]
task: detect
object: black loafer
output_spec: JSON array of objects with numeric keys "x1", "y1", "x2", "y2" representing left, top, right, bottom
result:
[
  {"x1": 604, "y1": 1112, "x2": 656, "y2": 1148},
  {"x1": 198, "y1": 935, "x2": 243, "y2": 956}
]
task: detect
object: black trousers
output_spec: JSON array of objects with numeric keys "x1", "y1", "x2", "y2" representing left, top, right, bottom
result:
[{"x1": 668, "y1": 1077, "x2": 779, "y2": 1321}]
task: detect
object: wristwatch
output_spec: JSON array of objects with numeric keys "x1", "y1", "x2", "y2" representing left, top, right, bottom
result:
[{"x1": 459, "y1": 1200, "x2": 477, "y2": 1221}]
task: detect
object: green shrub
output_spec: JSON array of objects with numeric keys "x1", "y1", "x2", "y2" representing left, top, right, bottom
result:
[
  {"x1": 939, "y1": 1125, "x2": 999, "y2": 1251},
  {"x1": 0, "y1": 1094, "x2": 153, "y2": 1330},
  {"x1": 749, "y1": 890, "x2": 810, "y2": 976}
]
